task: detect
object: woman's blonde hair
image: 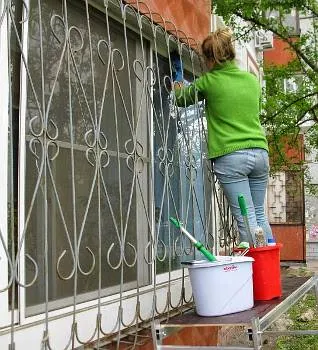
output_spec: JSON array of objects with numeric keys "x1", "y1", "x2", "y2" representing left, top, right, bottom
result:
[{"x1": 201, "y1": 28, "x2": 235, "y2": 65}]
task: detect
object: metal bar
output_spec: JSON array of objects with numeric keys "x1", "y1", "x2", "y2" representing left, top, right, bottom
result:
[
  {"x1": 259, "y1": 276, "x2": 318, "y2": 331},
  {"x1": 250, "y1": 317, "x2": 262, "y2": 350},
  {"x1": 263, "y1": 330, "x2": 318, "y2": 336},
  {"x1": 151, "y1": 320, "x2": 160, "y2": 349},
  {"x1": 153, "y1": 321, "x2": 255, "y2": 350},
  {"x1": 155, "y1": 325, "x2": 185, "y2": 340}
]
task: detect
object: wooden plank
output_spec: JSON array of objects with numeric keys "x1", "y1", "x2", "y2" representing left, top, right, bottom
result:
[
  {"x1": 164, "y1": 275, "x2": 310, "y2": 327},
  {"x1": 162, "y1": 327, "x2": 220, "y2": 347}
]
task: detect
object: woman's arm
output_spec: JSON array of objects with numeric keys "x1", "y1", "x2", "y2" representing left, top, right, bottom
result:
[
  {"x1": 174, "y1": 79, "x2": 205, "y2": 107},
  {"x1": 170, "y1": 51, "x2": 205, "y2": 107}
]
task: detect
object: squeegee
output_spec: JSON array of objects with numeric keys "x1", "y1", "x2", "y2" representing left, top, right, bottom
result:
[{"x1": 169, "y1": 217, "x2": 217, "y2": 262}]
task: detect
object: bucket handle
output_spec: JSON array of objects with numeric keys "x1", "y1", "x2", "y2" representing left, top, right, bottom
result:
[{"x1": 233, "y1": 248, "x2": 249, "y2": 257}]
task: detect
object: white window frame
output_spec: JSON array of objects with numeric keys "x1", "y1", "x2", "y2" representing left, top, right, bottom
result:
[{"x1": 0, "y1": 1, "x2": 11, "y2": 328}]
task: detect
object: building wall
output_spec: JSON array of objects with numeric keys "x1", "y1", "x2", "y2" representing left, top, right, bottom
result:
[
  {"x1": 263, "y1": 37, "x2": 297, "y2": 66},
  {"x1": 301, "y1": 13, "x2": 318, "y2": 261},
  {"x1": 263, "y1": 12, "x2": 317, "y2": 261},
  {"x1": 128, "y1": 0, "x2": 211, "y2": 44},
  {"x1": 305, "y1": 148, "x2": 318, "y2": 260},
  {"x1": 257, "y1": 32, "x2": 306, "y2": 261},
  {"x1": 306, "y1": 196, "x2": 318, "y2": 260}
]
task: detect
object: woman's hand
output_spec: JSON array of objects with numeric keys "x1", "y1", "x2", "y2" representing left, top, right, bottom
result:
[{"x1": 174, "y1": 81, "x2": 184, "y2": 90}]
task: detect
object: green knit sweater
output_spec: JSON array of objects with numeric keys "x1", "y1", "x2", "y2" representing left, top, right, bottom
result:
[{"x1": 175, "y1": 61, "x2": 268, "y2": 159}]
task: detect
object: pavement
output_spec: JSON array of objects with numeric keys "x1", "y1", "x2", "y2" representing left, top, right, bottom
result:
[
  {"x1": 281, "y1": 260, "x2": 318, "y2": 278},
  {"x1": 306, "y1": 259, "x2": 318, "y2": 274}
]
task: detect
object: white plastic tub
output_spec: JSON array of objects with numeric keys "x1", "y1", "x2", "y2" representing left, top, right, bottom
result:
[{"x1": 184, "y1": 256, "x2": 254, "y2": 316}]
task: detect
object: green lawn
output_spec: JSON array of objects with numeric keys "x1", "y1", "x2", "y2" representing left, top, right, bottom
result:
[{"x1": 276, "y1": 293, "x2": 318, "y2": 350}]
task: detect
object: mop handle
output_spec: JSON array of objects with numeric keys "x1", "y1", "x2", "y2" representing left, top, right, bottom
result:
[
  {"x1": 238, "y1": 194, "x2": 255, "y2": 247},
  {"x1": 169, "y1": 217, "x2": 217, "y2": 262}
]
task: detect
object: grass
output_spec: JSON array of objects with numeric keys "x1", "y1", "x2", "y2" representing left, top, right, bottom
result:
[{"x1": 275, "y1": 293, "x2": 318, "y2": 350}]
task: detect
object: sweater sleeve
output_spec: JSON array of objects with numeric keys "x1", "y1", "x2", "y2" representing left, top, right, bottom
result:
[{"x1": 174, "y1": 76, "x2": 205, "y2": 107}]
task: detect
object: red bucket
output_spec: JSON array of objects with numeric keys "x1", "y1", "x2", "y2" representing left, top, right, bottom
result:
[{"x1": 245, "y1": 244, "x2": 282, "y2": 301}]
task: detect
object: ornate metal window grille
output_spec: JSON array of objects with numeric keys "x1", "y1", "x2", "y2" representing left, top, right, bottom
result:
[
  {"x1": 0, "y1": 0, "x2": 235, "y2": 348},
  {"x1": 268, "y1": 171, "x2": 304, "y2": 224}
]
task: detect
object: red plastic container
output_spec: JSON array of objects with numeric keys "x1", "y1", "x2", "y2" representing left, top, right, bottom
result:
[{"x1": 246, "y1": 244, "x2": 282, "y2": 301}]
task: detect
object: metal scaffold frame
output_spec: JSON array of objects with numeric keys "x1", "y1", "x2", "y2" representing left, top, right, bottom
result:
[{"x1": 152, "y1": 275, "x2": 318, "y2": 350}]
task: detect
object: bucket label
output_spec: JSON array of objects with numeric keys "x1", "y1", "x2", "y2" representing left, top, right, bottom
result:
[{"x1": 223, "y1": 264, "x2": 238, "y2": 272}]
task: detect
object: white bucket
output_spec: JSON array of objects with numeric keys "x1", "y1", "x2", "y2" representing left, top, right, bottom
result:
[{"x1": 185, "y1": 256, "x2": 254, "y2": 316}]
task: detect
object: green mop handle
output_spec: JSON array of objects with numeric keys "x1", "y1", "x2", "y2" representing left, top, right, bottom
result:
[
  {"x1": 238, "y1": 194, "x2": 255, "y2": 247},
  {"x1": 193, "y1": 241, "x2": 216, "y2": 262},
  {"x1": 169, "y1": 217, "x2": 217, "y2": 262}
]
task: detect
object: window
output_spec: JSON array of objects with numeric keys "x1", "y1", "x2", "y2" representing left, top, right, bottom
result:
[
  {"x1": 153, "y1": 53, "x2": 213, "y2": 273},
  {"x1": 284, "y1": 78, "x2": 297, "y2": 93},
  {"x1": 18, "y1": 0, "x2": 150, "y2": 315},
  {"x1": 2, "y1": 0, "x2": 219, "y2": 341},
  {"x1": 0, "y1": 0, "x2": 222, "y2": 346},
  {"x1": 267, "y1": 9, "x2": 300, "y2": 35}
]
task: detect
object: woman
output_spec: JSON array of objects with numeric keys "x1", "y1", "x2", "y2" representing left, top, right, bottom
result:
[{"x1": 173, "y1": 28, "x2": 274, "y2": 244}]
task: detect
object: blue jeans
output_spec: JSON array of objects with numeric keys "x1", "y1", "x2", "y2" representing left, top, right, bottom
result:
[{"x1": 213, "y1": 148, "x2": 273, "y2": 243}]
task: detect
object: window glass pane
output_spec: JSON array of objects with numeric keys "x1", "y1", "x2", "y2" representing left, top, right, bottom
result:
[
  {"x1": 26, "y1": 1, "x2": 135, "y2": 151},
  {"x1": 153, "y1": 54, "x2": 208, "y2": 273},
  {"x1": 24, "y1": 0, "x2": 148, "y2": 314},
  {"x1": 153, "y1": 55, "x2": 181, "y2": 272}
]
